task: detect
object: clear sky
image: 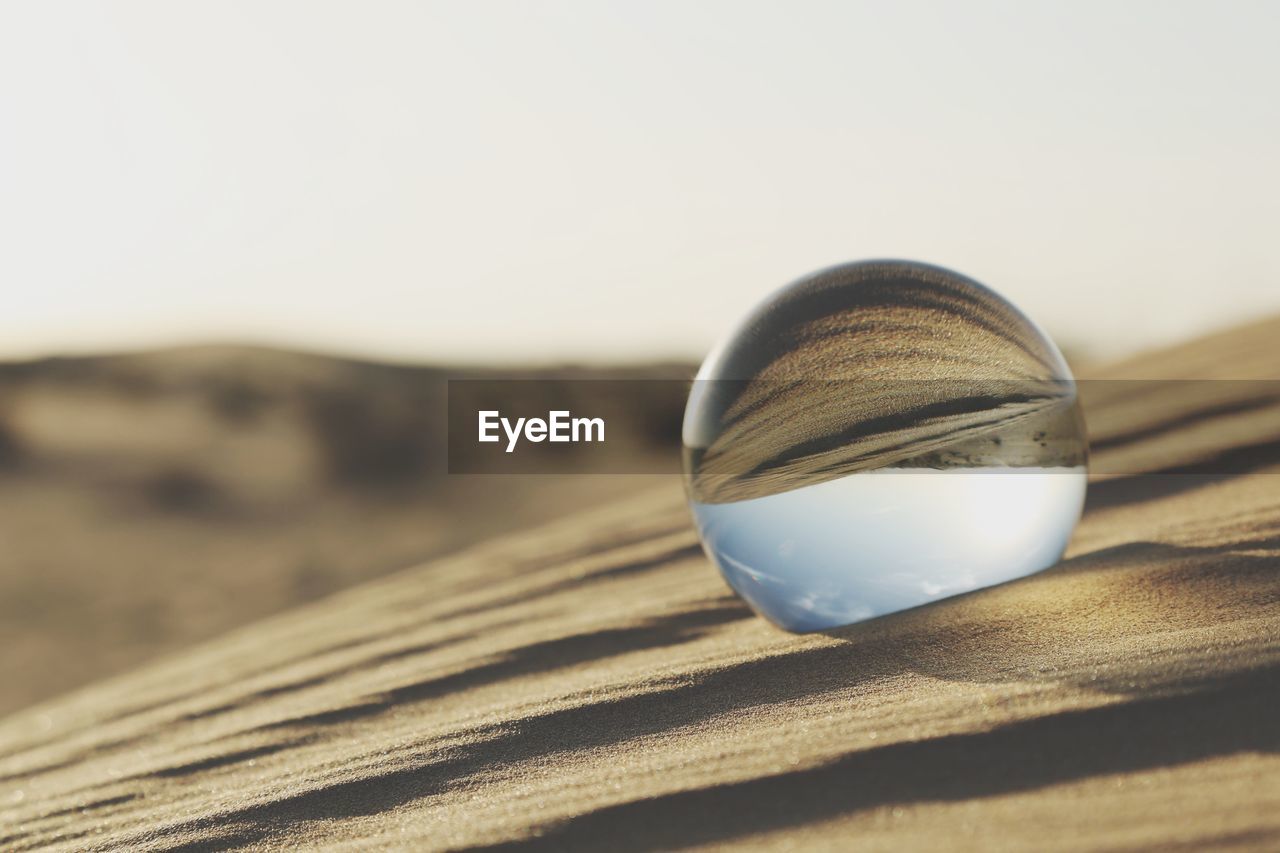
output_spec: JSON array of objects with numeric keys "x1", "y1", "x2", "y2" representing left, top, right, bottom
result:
[{"x1": 2, "y1": 1, "x2": 1277, "y2": 364}]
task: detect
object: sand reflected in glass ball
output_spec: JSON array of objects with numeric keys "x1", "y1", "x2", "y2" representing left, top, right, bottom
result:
[{"x1": 683, "y1": 260, "x2": 1087, "y2": 632}]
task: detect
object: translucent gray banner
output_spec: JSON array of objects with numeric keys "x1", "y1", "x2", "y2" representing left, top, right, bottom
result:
[{"x1": 446, "y1": 379, "x2": 1280, "y2": 485}]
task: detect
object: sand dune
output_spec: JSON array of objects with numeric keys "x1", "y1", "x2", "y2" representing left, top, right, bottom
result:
[
  {"x1": 0, "y1": 347, "x2": 688, "y2": 714},
  {"x1": 2, "y1": 322, "x2": 1280, "y2": 850},
  {"x1": 685, "y1": 262, "x2": 1087, "y2": 504}
]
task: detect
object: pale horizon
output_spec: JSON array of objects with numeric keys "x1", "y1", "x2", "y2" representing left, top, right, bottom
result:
[{"x1": 3, "y1": 1, "x2": 1278, "y2": 366}]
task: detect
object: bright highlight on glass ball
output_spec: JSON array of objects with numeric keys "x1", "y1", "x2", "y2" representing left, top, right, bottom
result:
[{"x1": 683, "y1": 260, "x2": 1088, "y2": 632}]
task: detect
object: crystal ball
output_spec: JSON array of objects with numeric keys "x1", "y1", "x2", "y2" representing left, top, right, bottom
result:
[{"x1": 683, "y1": 260, "x2": 1088, "y2": 632}]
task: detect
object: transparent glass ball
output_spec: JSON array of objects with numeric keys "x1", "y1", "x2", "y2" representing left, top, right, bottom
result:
[{"x1": 683, "y1": 260, "x2": 1087, "y2": 632}]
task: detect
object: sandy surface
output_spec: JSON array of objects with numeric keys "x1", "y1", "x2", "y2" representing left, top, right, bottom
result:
[
  {"x1": 2, "y1": 321, "x2": 1279, "y2": 851},
  {"x1": 0, "y1": 347, "x2": 684, "y2": 714}
]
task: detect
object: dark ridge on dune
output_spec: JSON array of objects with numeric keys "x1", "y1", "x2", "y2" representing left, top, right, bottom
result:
[{"x1": 467, "y1": 663, "x2": 1280, "y2": 852}]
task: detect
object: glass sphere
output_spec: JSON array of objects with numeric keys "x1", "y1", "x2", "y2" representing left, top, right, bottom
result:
[{"x1": 683, "y1": 260, "x2": 1087, "y2": 632}]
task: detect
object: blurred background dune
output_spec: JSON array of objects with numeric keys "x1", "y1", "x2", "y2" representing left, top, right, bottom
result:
[{"x1": 0, "y1": 348, "x2": 690, "y2": 713}]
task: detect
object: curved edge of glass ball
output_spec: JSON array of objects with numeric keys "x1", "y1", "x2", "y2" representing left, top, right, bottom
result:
[{"x1": 682, "y1": 259, "x2": 1089, "y2": 633}]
